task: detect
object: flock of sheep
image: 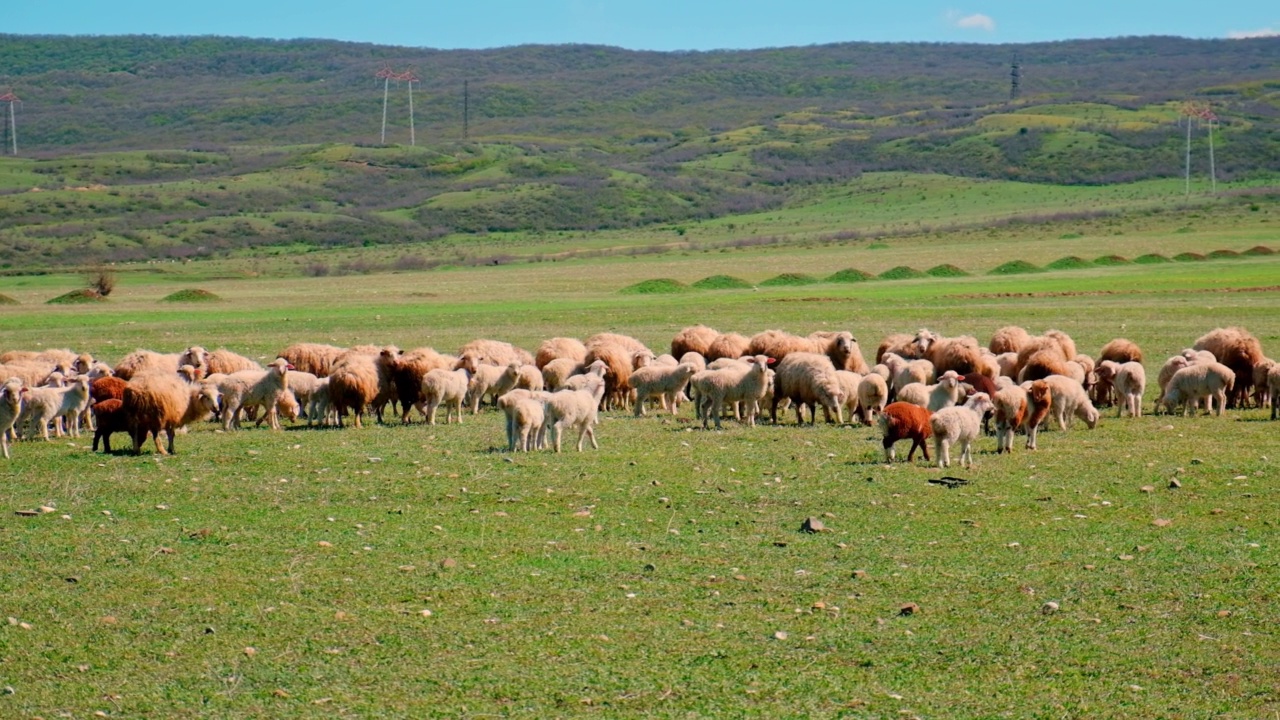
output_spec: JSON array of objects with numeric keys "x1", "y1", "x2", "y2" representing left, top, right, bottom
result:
[{"x1": 0, "y1": 324, "x2": 1273, "y2": 465}]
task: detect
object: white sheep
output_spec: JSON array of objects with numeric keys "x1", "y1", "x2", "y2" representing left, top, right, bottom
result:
[
  {"x1": 1161, "y1": 362, "x2": 1235, "y2": 417},
  {"x1": 560, "y1": 360, "x2": 608, "y2": 394},
  {"x1": 992, "y1": 385, "x2": 1027, "y2": 455},
  {"x1": 856, "y1": 373, "x2": 888, "y2": 425},
  {"x1": 0, "y1": 378, "x2": 24, "y2": 458},
  {"x1": 541, "y1": 358, "x2": 582, "y2": 391},
  {"x1": 228, "y1": 358, "x2": 292, "y2": 431},
  {"x1": 543, "y1": 376, "x2": 605, "y2": 452},
  {"x1": 927, "y1": 370, "x2": 964, "y2": 412},
  {"x1": 419, "y1": 368, "x2": 470, "y2": 425},
  {"x1": 467, "y1": 362, "x2": 520, "y2": 414},
  {"x1": 1113, "y1": 361, "x2": 1147, "y2": 418},
  {"x1": 834, "y1": 371, "x2": 863, "y2": 424},
  {"x1": 772, "y1": 352, "x2": 844, "y2": 425},
  {"x1": 631, "y1": 362, "x2": 699, "y2": 416},
  {"x1": 1040, "y1": 375, "x2": 1100, "y2": 430},
  {"x1": 930, "y1": 392, "x2": 994, "y2": 469},
  {"x1": 895, "y1": 382, "x2": 929, "y2": 408},
  {"x1": 19, "y1": 376, "x2": 91, "y2": 440},
  {"x1": 690, "y1": 355, "x2": 773, "y2": 429},
  {"x1": 882, "y1": 352, "x2": 935, "y2": 396},
  {"x1": 498, "y1": 389, "x2": 552, "y2": 451}
]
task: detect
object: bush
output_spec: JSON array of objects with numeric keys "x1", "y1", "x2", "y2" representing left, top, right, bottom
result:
[
  {"x1": 87, "y1": 267, "x2": 117, "y2": 297},
  {"x1": 47, "y1": 288, "x2": 107, "y2": 304},
  {"x1": 1172, "y1": 252, "x2": 1206, "y2": 262},
  {"x1": 989, "y1": 260, "x2": 1043, "y2": 275},
  {"x1": 619, "y1": 278, "x2": 692, "y2": 294},
  {"x1": 826, "y1": 268, "x2": 875, "y2": 283},
  {"x1": 161, "y1": 288, "x2": 222, "y2": 302},
  {"x1": 926, "y1": 264, "x2": 970, "y2": 277},
  {"x1": 1132, "y1": 253, "x2": 1172, "y2": 264},
  {"x1": 879, "y1": 266, "x2": 927, "y2": 280},
  {"x1": 759, "y1": 273, "x2": 820, "y2": 287},
  {"x1": 692, "y1": 274, "x2": 753, "y2": 289},
  {"x1": 1093, "y1": 255, "x2": 1131, "y2": 266},
  {"x1": 1045, "y1": 256, "x2": 1092, "y2": 270}
]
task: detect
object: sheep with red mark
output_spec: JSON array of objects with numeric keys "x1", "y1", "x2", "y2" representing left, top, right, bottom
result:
[
  {"x1": 121, "y1": 373, "x2": 220, "y2": 455},
  {"x1": 931, "y1": 393, "x2": 994, "y2": 469},
  {"x1": 878, "y1": 402, "x2": 932, "y2": 463}
]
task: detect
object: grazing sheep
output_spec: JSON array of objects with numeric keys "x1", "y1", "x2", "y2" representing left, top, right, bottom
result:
[
  {"x1": 327, "y1": 351, "x2": 382, "y2": 428},
  {"x1": 1194, "y1": 327, "x2": 1264, "y2": 408},
  {"x1": 535, "y1": 337, "x2": 587, "y2": 369},
  {"x1": 931, "y1": 393, "x2": 994, "y2": 469},
  {"x1": 1269, "y1": 365, "x2": 1280, "y2": 420},
  {"x1": 0, "y1": 378, "x2": 24, "y2": 459},
  {"x1": 390, "y1": 347, "x2": 456, "y2": 422},
  {"x1": 748, "y1": 330, "x2": 818, "y2": 364},
  {"x1": 543, "y1": 377, "x2": 605, "y2": 452},
  {"x1": 1017, "y1": 347, "x2": 1072, "y2": 383},
  {"x1": 878, "y1": 402, "x2": 932, "y2": 463},
  {"x1": 283, "y1": 371, "x2": 323, "y2": 420},
  {"x1": 419, "y1": 368, "x2": 471, "y2": 425},
  {"x1": 459, "y1": 338, "x2": 535, "y2": 368},
  {"x1": 927, "y1": 370, "x2": 964, "y2": 413},
  {"x1": 810, "y1": 331, "x2": 871, "y2": 374},
  {"x1": 277, "y1": 342, "x2": 346, "y2": 378},
  {"x1": 876, "y1": 329, "x2": 935, "y2": 364},
  {"x1": 1156, "y1": 355, "x2": 1192, "y2": 410},
  {"x1": 306, "y1": 377, "x2": 335, "y2": 427},
  {"x1": 988, "y1": 326, "x2": 1031, "y2": 355},
  {"x1": 834, "y1": 371, "x2": 863, "y2": 424},
  {"x1": 671, "y1": 325, "x2": 720, "y2": 358},
  {"x1": 1100, "y1": 338, "x2": 1143, "y2": 365},
  {"x1": 994, "y1": 352, "x2": 1019, "y2": 378},
  {"x1": 585, "y1": 333, "x2": 649, "y2": 356},
  {"x1": 1182, "y1": 348, "x2": 1218, "y2": 366},
  {"x1": 677, "y1": 352, "x2": 708, "y2": 372},
  {"x1": 113, "y1": 349, "x2": 182, "y2": 380},
  {"x1": 1113, "y1": 361, "x2": 1147, "y2": 418},
  {"x1": 925, "y1": 335, "x2": 984, "y2": 377},
  {"x1": 19, "y1": 376, "x2": 91, "y2": 440},
  {"x1": 1024, "y1": 380, "x2": 1053, "y2": 450},
  {"x1": 542, "y1": 358, "x2": 583, "y2": 391},
  {"x1": 690, "y1": 355, "x2": 773, "y2": 429},
  {"x1": 1040, "y1": 375, "x2": 1100, "y2": 430},
  {"x1": 704, "y1": 332, "x2": 750, "y2": 362},
  {"x1": 856, "y1": 373, "x2": 889, "y2": 425},
  {"x1": 497, "y1": 389, "x2": 552, "y2": 451},
  {"x1": 993, "y1": 385, "x2": 1027, "y2": 454},
  {"x1": 772, "y1": 352, "x2": 845, "y2": 425},
  {"x1": 227, "y1": 358, "x2": 292, "y2": 431},
  {"x1": 582, "y1": 343, "x2": 640, "y2": 411},
  {"x1": 895, "y1": 382, "x2": 930, "y2": 409},
  {"x1": 121, "y1": 373, "x2": 220, "y2": 455},
  {"x1": 961, "y1": 372, "x2": 999, "y2": 434},
  {"x1": 631, "y1": 362, "x2": 699, "y2": 416},
  {"x1": 90, "y1": 399, "x2": 128, "y2": 452},
  {"x1": 561, "y1": 360, "x2": 608, "y2": 394},
  {"x1": 1161, "y1": 362, "x2": 1236, "y2": 417},
  {"x1": 1253, "y1": 358, "x2": 1275, "y2": 409},
  {"x1": 515, "y1": 364, "x2": 544, "y2": 392},
  {"x1": 205, "y1": 348, "x2": 261, "y2": 376}
]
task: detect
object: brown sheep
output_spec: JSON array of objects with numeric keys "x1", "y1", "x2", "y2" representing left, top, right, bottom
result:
[
  {"x1": 91, "y1": 399, "x2": 128, "y2": 453},
  {"x1": 205, "y1": 348, "x2": 262, "y2": 375},
  {"x1": 1194, "y1": 327, "x2": 1265, "y2": 408},
  {"x1": 747, "y1": 330, "x2": 820, "y2": 364},
  {"x1": 541, "y1": 358, "x2": 583, "y2": 391},
  {"x1": 1018, "y1": 349, "x2": 1071, "y2": 383},
  {"x1": 584, "y1": 333, "x2": 649, "y2": 356},
  {"x1": 113, "y1": 349, "x2": 181, "y2": 380},
  {"x1": 458, "y1": 338, "x2": 535, "y2": 367},
  {"x1": 534, "y1": 337, "x2": 587, "y2": 369},
  {"x1": 879, "y1": 402, "x2": 932, "y2": 463},
  {"x1": 277, "y1": 343, "x2": 346, "y2": 378},
  {"x1": 91, "y1": 375, "x2": 128, "y2": 403},
  {"x1": 1013, "y1": 334, "x2": 1073, "y2": 378},
  {"x1": 705, "y1": 332, "x2": 750, "y2": 362},
  {"x1": 988, "y1": 326, "x2": 1031, "y2": 355},
  {"x1": 582, "y1": 343, "x2": 637, "y2": 410},
  {"x1": 1099, "y1": 338, "x2": 1143, "y2": 365},
  {"x1": 671, "y1": 325, "x2": 720, "y2": 358},
  {"x1": 925, "y1": 335, "x2": 984, "y2": 376},
  {"x1": 327, "y1": 352, "x2": 381, "y2": 428},
  {"x1": 810, "y1": 331, "x2": 871, "y2": 374},
  {"x1": 391, "y1": 347, "x2": 456, "y2": 422},
  {"x1": 1024, "y1": 380, "x2": 1053, "y2": 450},
  {"x1": 121, "y1": 373, "x2": 220, "y2": 455}
]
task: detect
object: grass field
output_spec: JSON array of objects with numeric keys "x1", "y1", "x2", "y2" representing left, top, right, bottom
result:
[{"x1": 2, "y1": 219, "x2": 1280, "y2": 718}]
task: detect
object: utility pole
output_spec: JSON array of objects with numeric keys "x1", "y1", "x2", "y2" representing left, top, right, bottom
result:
[
  {"x1": 0, "y1": 90, "x2": 19, "y2": 155},
  {"x1": 376, "y1": 67, "x2": 394, "y2": 144},
  {"x1": 1009, "y1": 54, "x2": 1021, "y2": 102},
  {"x1": 463, "y1": 80, "x2": 469, "y2": 140}
]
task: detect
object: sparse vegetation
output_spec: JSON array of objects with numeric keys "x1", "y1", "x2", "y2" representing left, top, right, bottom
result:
[
  {"x1": 878, "y1": 265, "x2": 928, "y2": 280},
  {"x1": 618, "y1": 278, "x2": 692, "y2": 294},
  {"x1": 1094, "y1": 254, "x2": 1132, "y2": 265},
  {"x1": 759, "y1": 272, "x2": 820, "y2": 287},
  {"x1": 826, "y1": 268, "x2": 876, "y2": 283},
  {"x1": 1045, "y1": 256, "x2": 1093, "y2": 270},
  {"x1": 692, "y1": 274, "x2": 753, "y2": 289},
  {"x1": 161, "y1": 288, "x2": 222, "y2": 302},
  {"x1": 1133, "y1": 253, "x2": 1173, "y2": 264},
  {"x1": 46, "y1": 288, "x2": 107, "y2": 304},
  {"x1": 989, "y1": 260, "x2": 1043, "y2": 275}
]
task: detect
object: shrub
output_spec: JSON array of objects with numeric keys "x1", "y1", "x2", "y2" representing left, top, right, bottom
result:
[
  {"x1": 692, "y1": 274, "x2": 753, "y2": 289},
  {"x1": 619, "y1": 278, "x2": 692, "y2": 295},
  {"x1": 1207, "y1": 249, "x2": 1239, "y2": 259},
  {"x1": 926, "y1": 264, "x2": 969, "y2": 278},
  {"x1": 878, "y1": 266, "x2": 927, "y2": 280},
  {"x1": 161, "y1": 289, "x2": 222, "y2": 302},
  {"x1": 827, "y1": 268, "x2": 875, "y2": 283},
  {"x1": 1172, "y1": 252, "x2": 1206, "y2": 262},
  {"x1": 989, "y1": 260, "x2": 1043, "y2": 275},
  {"x1": 87, "y1": 267, "x2": 117, "y2": 297},
  {"x1": 1132, "y1": 253, "x2": 1172, "y2": 264},
  {"x1": 47, "y1": 289, "x2": 107, "y2": 305},
  {"x1": 1093, "y1": 255, "x2": 1131, "y2": 266},
  {"x1": 759, "y1": 273, "x2": 820, "y2": 287},
  {"x1": 1045, "y1": 256, "x2": 1092, "y2": 270}
]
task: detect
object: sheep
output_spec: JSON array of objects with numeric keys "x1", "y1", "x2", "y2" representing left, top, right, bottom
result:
[
  {"x1": 419, "y1": 368, "x2": 471, "y2": 425},
  {"x1": 878, "y1": 402, "x2": 932, "y2": 463},
  {"x1": 1253, "y1": 358, "x2": 1275, "y2": 409},
  {"x1": 1018, "y1": 348, "x2": 1072, "y2": 382},
  {"x1": 1182, "y1": 348, "x2": 1218, "y2": 366},
  {"x1": 631, "y1": 363, "x2": 699, "y2": 416},
  {"x1": 1040, "y1": 375, "x2": 1100, "y2": 431},
  {"x1": 584, "y1": 333, "x2": 649, "y2": 356},
  {"x1": 1156, "y1": 355, "x2": 1191, "y2": 404},
  {"x1": 535, "y1": 337, "x2": 587, "y2": 369},
  {"x1": 0, "y1": 378, "x2": 23, "y2": 459},
  {"x1": 561, "y1": 360, "x2": 609, "y2": 394},
  {"x1": 277, "y1": 343, "x2": 346, "y2": 377},
  {"x1": 582, "y1": 343, "x2": 640, "y2": 411},
  {"x1": 671, "y1": 325, "x2": 720, "y2": 358},
  {"x1": 931, "y1": 393, "x2": 994, "y2": 468},
  {"x1": 89, "y1": 375, "x2": 128, "y2": 402},
  {"x1": 704, "y1": 332, "x2": 750, "y2": 362},
  {"x1": 882, "y1": 352, "x2": 935, "y2": 396},
  {"x1": 1113, "y1": 361, "x2": 1147, "y2": 418},
  {"x1": 925, "y1": 335, "x2": 984, "y2": 377},
  {"x1": 458, "y1": 339, "x2": 535, "y2": 368},
  {"x1": 748, "y1": 330, "x2": 818, "y2": 364},
  {"x1": 895, "y1": 382, "x2": 929, "y2": 408},
  {"x1": 177, "y1": 364, "x2": 204, "y2": 383},
  {"x1": 467, "y1": 362, "x2": 521, "y2": 414},
  {"x1": 542, "y1": 377, "x2": 606, "y2": 452},
  {"x1": 390, "y1": 347, "x2": 457, "y2": 422},
  {"x1": 992, "y1": 385, "x2": 1027, "y2": 454},
  {"x1": 497, "y1": 389, "x2": 552, "y2": 451},
  {"x1": 1013, "y1": 334, "x2": 1073, "y2": 379},
  {"x1": 1161, "y1": 362, "x2": 1235, "y2": 417},
  {"x1": 515, "y1": 364, "x2": 544, "y2": 392},
  {"x1": 542, "y1": 358, "x2": 582, "y2": 391},
  {"x1": 771, "y1": 352, "x2": 844, "y2": 425},
  {"x1": 856, "y1": 373, "x2": 888, "y2": 425},
  {"x1": 121, "y1": 373, "x2": 220, "y2": 455},
  {"x1": 876, "y1": 329, "x2": 935, "y2": 364},
  {"x1": 653, "y1": 353, "x2": 678, "y2": 367},
  {"x1": 1100, "y1": 338, "x2": 1143, "y2": 364},
  {"x1": 677, "y1": 352, "x2": 707, "y2": 372},
  {"x1": 91, "y1": 399, "x2": 128, "y2": 453},
  {"x1": 205, "y1": 348, "x2": 262, "y2": 376},
  {"x1": 1194, "y1": 327, "x2": 1264, "y2": 408},
  {"x1": 690, "y1": 355, "x2": 773, "y2": 429},
  {"x1": 226, "y1": 358, "x2": 292, "y2": 431},
  {"x1": 810, "y1": 331, "x2": 871, "y2": 374},
  {"x1": 834, "y1": 371, "x2": 863, "y2": 423},
  {"x1": 19, "y1": 376, "x2": 91, "y2": 440},
  {"x1": 961, "y1": 372, "x2": 999, "y2": 433},
  {"x1": 1024, "y1": 380, "x2": 1053, "y2": 450},
  {"x1": 283, "y1": 370, "x2": 323, "y2": 420},
  {"x1": 1269, "y1": 364, "x2": 1280, "y2": 420},
  {"x1": 113, "y1": 349, "x2": 182, "y2": 380},
  {"x1": 927, "y1": 370, "x2": 964, "y2": 413},
  {"x1": 988, "y1": 326, "x2": 1031, "y2": 355},
  {"x1": 306, "y1": 377, "x2": 335, "y2": 426},
  {"x1": 994, "y1": 352, "x2": 1019, "y2": 378},
  {"x1": 974, "y1": 350, "x2": 1002, "y2": 380},
  {"x1": 327, "y1": 351, "x2": 381, "y2": 428}
]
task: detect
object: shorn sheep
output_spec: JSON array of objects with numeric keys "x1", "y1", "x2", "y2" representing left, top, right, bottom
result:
[
  {"x1": 878, "y1": 402, "x2": 932, "y2": 463},
  {"x1": 631, "y1": 363, "x2": 699, "y2": 416},
  {"x1": 419, "y1": 368, "x2": 470, "y2": 425},
  {"x1": 0, "y1": 378, "x2": 23, "y2": 459},
  {"x1": 771, "y1": 352, "x2": 844, "y2": 425},
  {"x1": 931, "y1": 393, "x2": 995, "y2": 469},
  {"x1": 690, "y1": 355, "x2": 773, "y2": 429},
  {"x1": 856, "y1": 373, "x2": 888, "y2": 425},
  {"x1": 1193, "y1": 327, "x2": 1264, "y2": 408},
  {"x1": 1040, "y1": 375, "x2": 1100, "y2": 431},
  {"x1": 121, "y1": 373, "x2": 220, "y2": 455},
  {"x1": 1161, "y1": 362, "x2": 1236, "y2": 417}
]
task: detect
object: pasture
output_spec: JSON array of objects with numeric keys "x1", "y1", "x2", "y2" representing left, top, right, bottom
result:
[{"x1": 1, "y1": 233, "x2": 1278, "y2": 718}]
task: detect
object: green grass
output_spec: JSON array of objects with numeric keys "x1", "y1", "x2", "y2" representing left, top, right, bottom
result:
[
  {"x1": 618, "y1": 278, "x2": 692, "y2": 294},
  {"x1": 925, "y1": 263, "x2": 970, "y2": 277},
  {"x1": 826, "y1": 268, "x2": 875, "y2": 283},
  {"x1": 1132, "y1": 253, "x2": 1173, "y2": 264},
  {"x1": 45, "y1": 288, "x2": 106, "y2": 305},
  {"x1": 989, "y1": 260, "x2": 1043, "y2": 275},
  {"x1": 160, "y1": 288, "x2": 223, "y2": 302},
  {"x1": 1094, "y1": 254, "x2": 1132, "y2": 266},
  {"x1": 1045, "y1": 256, "x2": 1093, "y2": 270},
  {"x1": 878, "y1": 265, "x2": 927, "y2": 280},
  {"x1": 758, "y1": 272, "x2": 820, "y2": 287},
  {"x1": 692, "y1": 274, "x2": 754, "y2": 290}
]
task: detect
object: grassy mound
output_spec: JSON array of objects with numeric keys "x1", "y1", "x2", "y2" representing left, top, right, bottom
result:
[
  {"x1": 162, "y1": 288, "x2": 222, "y2": 302},
  {"x1": 878, "y1": 265, "x2": 927, "y2": 280},
  {"x1": 1045, "y1": 256, "x2": 1093, "y2": 270},
  {"x1": 759, "y1": 273, "x2": 820, "y2": 287},
  {"x1": 989, "y1": 260, "x2": 1043, "y2": 275},
  {"x1": 1243, "y1": 245, "x2": 1275, "y2": 256},
  {"x1": 692, "y1": 274, "x2": 753, "y2": 290},
  {"x1": 926, "y1": 263, "x2": 970, "y2": 278},
  {"x1": 0, "y1": 293, "x2": 18, "y2": 305},
  {"x1": 1207, "y1": 249, "x2": 1239, "y2": 259},
  {"x1": 826, "y1": 268, "x2": 875, "y2": 283},
  {"x1": 46, "y1": 289, "x2": 107, "y2": 305},
  {"x1": 1173, "y1": 252, "x2": 1206, "y2": 262},
  {"x1": 1093, "y1": 255, "x2": 1131, "y2": 266},
  {"x1": 619, "y1": 278, "x2": 692, "y2": 295},
  {"x1": 1132, "y1": 253, "x2": 1172, "y2": 264}
]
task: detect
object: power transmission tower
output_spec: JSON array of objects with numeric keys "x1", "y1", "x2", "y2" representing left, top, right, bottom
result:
[
  {"x1": 374, "y1": 67, "x2": 418, "y2": 145},
  {"x1": 0, "y1": 90, "x2": 19, "y2": 155},
  {"x1": 1009, "y1": 54, "x2": 1021, "y2": 102},
  {"x1": 463, "y1": 80, "x2": 469, "y2": 140}
]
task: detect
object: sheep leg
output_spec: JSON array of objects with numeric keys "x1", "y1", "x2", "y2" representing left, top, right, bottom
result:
[
  {"x1": 1, "y1": 433, "x2": 9, "y2": 459},
  {"x1": 1025, "y1": 423, "x2": 1039, "y2": 450},
  {"x1": 936, "y1": 438, "x2": 951, "y2": 469},
  {"x1": 883, "y1": 438, "x2": 896, "y2": 463},
  {"x1": 960, "y1": 440, "x2": 973, "y2": 468},
  {"x1": 163, "y1": 429, "x2": 176, "y2": 455}
]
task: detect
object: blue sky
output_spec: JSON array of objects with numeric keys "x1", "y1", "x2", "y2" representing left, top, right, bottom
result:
[{"x1": 9, "y1": 1, "x2": 1279, "y2": 50}]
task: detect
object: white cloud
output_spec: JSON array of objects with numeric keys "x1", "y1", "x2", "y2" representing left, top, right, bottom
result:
[
  {"x1": 945, "y1": 10, "x2": 996, "y2": 32},
  {"x1": 1227, "y1": 27, "x2": 1279, "y2": 39}
]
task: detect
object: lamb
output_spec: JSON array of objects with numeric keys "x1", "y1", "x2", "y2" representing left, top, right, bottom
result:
[
  {"x1": 0, "y1": 378, "x2": 23, "y2": 459},
  {"x1": 283, "y1": 370, "x2": 324, "y2": 421},
  {"x1": 882, "y1": 352, "x2": 934, "y2": 397},
  {"x1": 856, "y1": 373, "x2": 888, "y2": 425},
  {"x1": 690, "y1": 355, "x2": 773, "y2": 429},
  {"x1": 992, "y1": 385, "x2": 1027, "y2": 454},
  {"x1": 1161, "y1": 362, "x2": 1235, "y2": 417},
  {"x1": 894, "y1": 382, "x2": 929, "y2": 408},
  {"x1": 390, "y1": 347, "x2": 457, "y2": 422},
  {"x1": 542, "y1": 376, "x2": 606, "y2": 452},
  {"x1": 1193, "y1": 327, "x2": 1264, "y2": 408},
  {"x1": 677, "y1": 352, "x2": 707, "y2": 372},
  {"x1": 994, "y1": 352, "x2": 1019, "y2": 378},
  {"x1": 927, "y1": 370, "x2": 964, "y2": 412},
  {"x1": 91, "y1": 399, "x2": 128, "y2": 453},
  {"x1": 1040, "y1": 375, "x2": 1100, "y2": 431},
  {"x1": 467, "y1": 362, "x2": 521, "y2": 414},
  {"x1": 226, "y1": 358, "x2": 292, "y2": 431},
  {"x1": 205, "y1": 348, "x2": 262, "y2": 375},
  {"x1": 535, "y1": 337, "x2": 587, "y2": 369},
  {"x1": 306, "y1": 377, "x2": 336, "y2": 426},
  {"x1": 560, "y1": 360, "x2": 608, "y2": 394},
  {"x1": 497, "y1": 389, "x2": 552, "y2": 451},
  {"x1": 277, "y1": 343, "x2": 346, "y2": 377},
  {"x1": 671, "y1": 325, "x2": 720, "y2": 358},
  {"x1": 419, "y1": 368, "x2": 471, "y2": 425},
  {"x1": 878, "y1": 402, "x2": 932, "y2": 463},
  {"x1": 1112, "y1": 361, "x2": 1147, "y2": 418},
  {"x1": 1253, "y1": 358, "x2": 1275, "y2": 409},
  {"x1": 1182, "y1": 348, "x2": 1218, "y2": 366},
  {"x1": 1269, "y1": 364, "x2": 1280, "y2": 420},
  {"x1": 515, "y1": 364, "x2": 544, "y2": 392},
  {"x1": 1156, "y1": 355, "x2": 1191, "y2": 407},
  {"x1": 704, "y1": 332, "x2": 750, "y2": 362},
  {"x1": 771, "y1": 352, "x2": 844, "y2": 425},
  {"x1": 541, "y1": 358, "x2": 583, "y2": 391},
  {"x1": 1023, "y1": 380, "x2": 1053, "y2": 450},
  {"x1": 988, "y1": 326, "x2": 1031, "y2": 355},
  {"x1": 458, "y1": 339, "x2": 535, "y2": 367},
  {"x1": 631, "y1": 362, "x2": 699, "y2": 416},
  {"x1": 121, "y1": 373, "x2": 220, "y2": 455},
  {"x1": 18, "y1": 376, "x2": 91, "y2": 440},
  {"x1": 931, "y1": 393, "x2": 994, "y2": 469},
  {"x1": 834, "y1": 371, "x2": 863, "y2": 424}
]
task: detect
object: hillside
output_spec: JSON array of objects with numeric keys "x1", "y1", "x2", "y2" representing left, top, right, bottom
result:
[{"x1": 0, "y1": 35, "x2": 1278, "y2": 269}]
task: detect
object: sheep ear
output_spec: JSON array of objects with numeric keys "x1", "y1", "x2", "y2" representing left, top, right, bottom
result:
[{"x1": 766, "y1": 357, "x2": 777, "y2": 365}]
